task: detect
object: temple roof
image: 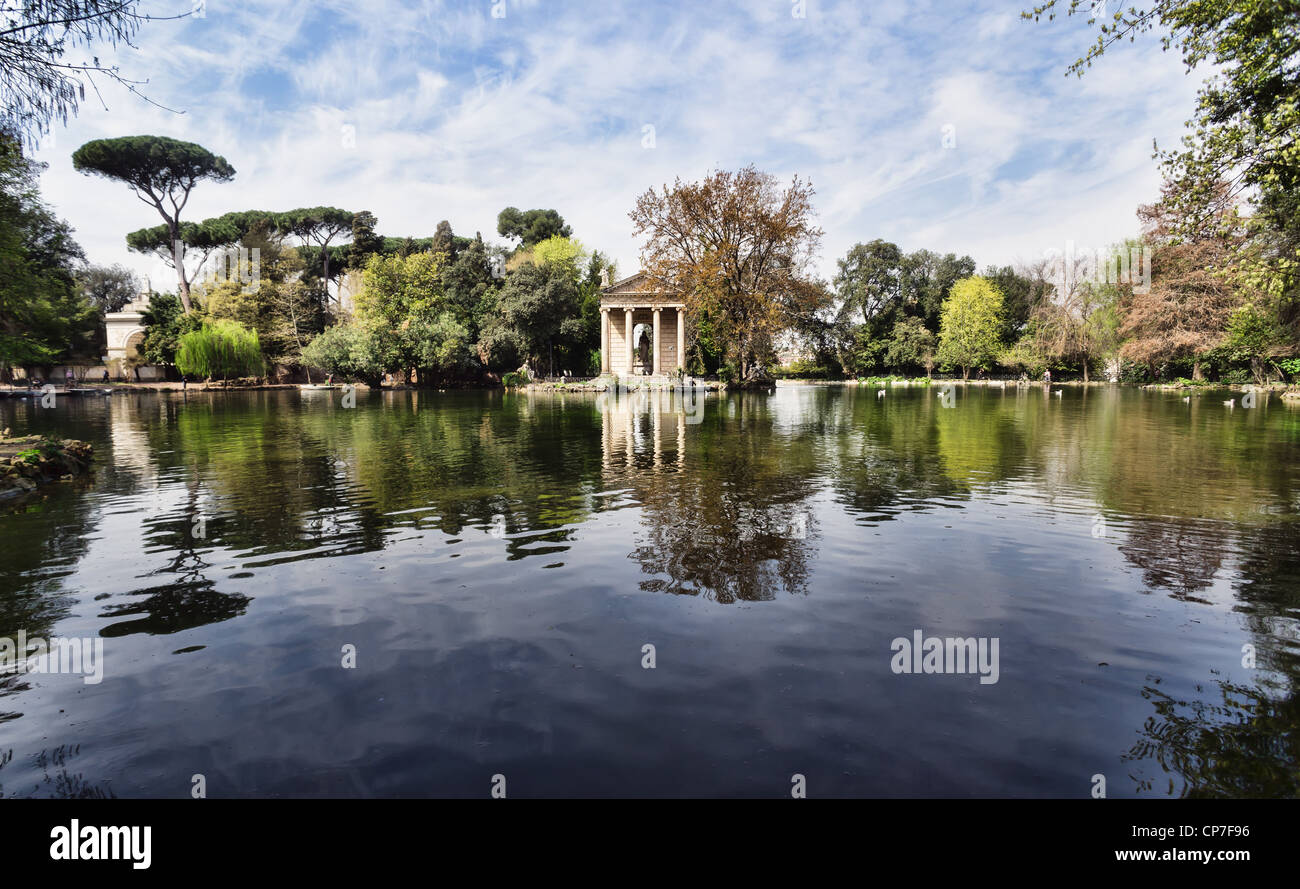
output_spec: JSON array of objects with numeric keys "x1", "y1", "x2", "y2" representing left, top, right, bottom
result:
[{"x1": 601, "y1": 271, "x2": 659, "y2": 296}]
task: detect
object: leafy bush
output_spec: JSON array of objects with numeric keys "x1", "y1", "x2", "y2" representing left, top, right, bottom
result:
[
  {"x1": 773, "y1": 359, "x2": 830, "y2": 379},
  {"x1": 501, "y1": 371, "x2": 529, "y2": 388},
  {"x1": 302, "y1": 324, "x2": 384, "y2": 386},
  {"x1": 176, "y1": 320, "x2": 263, "y2": 380}
]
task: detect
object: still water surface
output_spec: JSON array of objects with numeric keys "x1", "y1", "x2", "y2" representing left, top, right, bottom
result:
[{"x1": 1, "y1": 384, "x2": 1298, "y2": 797}]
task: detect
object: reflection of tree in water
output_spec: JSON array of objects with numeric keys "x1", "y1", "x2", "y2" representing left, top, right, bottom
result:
[
  {"x1": 99, "y1": 579, "x2": 251, "y2": 637},
  {"x1": 0, "y1": 672, "x2": 31, "y2": 723},
  {"x1": 1125, "y1": 677, "x2": 1300, "y2": 797},
  {"x1": 634, "y1": 489, "x2": 816, "y2": 603},
  {"x1": 0, "y1": 491, "x2": 97, "y2": 641},
  {"x1": 1126, "y1": 520, "x2": 1300, "y2": 797},
  {"x1": 0, "y1": 744, "x2": 116, "y2": 799},
  {"x1": 827, "y1": 389, "x2": 974, "y2": 521},
  {"x1": 1117, "y1": 518, "x2": 1227, "y2": 602},
  {"x1": 1232, "y1": 523, "x2": 1300, "y2": 676}
]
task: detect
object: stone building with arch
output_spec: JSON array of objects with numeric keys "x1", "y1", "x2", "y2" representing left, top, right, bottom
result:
[{"x1": 104, "y1": 290, "x2": 166, "y2": 380}]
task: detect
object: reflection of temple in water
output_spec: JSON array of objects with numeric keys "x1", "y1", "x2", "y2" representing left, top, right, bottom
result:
[
  {"x1": 598, "y1": 387, "x2": 703, "y2": 472},
  {"x1": 598, "y1": 388, "x2": 817, "y2": 603}
]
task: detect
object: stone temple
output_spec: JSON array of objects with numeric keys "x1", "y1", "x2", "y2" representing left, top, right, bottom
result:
[{"x1": 598, "y1": 271, "x2": 687, "y2": 378}]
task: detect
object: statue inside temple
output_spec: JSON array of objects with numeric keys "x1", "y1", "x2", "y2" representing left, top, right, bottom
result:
[{"x1": 637, "y1": 329, "x2": 651, "y2": 374}]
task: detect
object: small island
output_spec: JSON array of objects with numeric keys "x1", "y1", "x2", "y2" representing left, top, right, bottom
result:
[{"x1": 0, "y1": 432, "x2": 94, "y2": 501}]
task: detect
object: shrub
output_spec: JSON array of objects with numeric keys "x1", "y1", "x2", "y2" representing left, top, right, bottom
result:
[
  {"x1": 302, "y1": 324, "x2": 384, "y2": 386},
  {"x1": 501, "y1": 371, "x2": 529, "y2": 388}
]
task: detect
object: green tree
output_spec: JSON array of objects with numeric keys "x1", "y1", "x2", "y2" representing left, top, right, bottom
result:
[
  {"x1": 78, "y1": 263, "x2": 139, "y2": 314},
  {"x1": 937, "y1": 276, "x2": 1005, "y2": 379},
  {"x1": 1219, "y1": 301, "x2": 1292, "y2": 383},
  {"x1": 277, "y1": 207, "x2": 354, "y2": 306},
  {"x1": 0, "y1": 136, "x2": 93, "y2": 380},
  {"x1": 885, "y1": 316, "x2": 937, "y2": 375},
  {"x1": 301, "y1": 324, "x2": 384, "y2": 387},
  {"x1": 484, "y1": 261, "x2": 585, "y2": 377},
  {"x1": 835, "y1": 239, "x2": 904, "y2": 335},
  {"x1": 175, "y1": 319, "x2": 263, "y2": 380},
  {"x1": 347, "y1": 210, "x2": 383, "y2": 270},
  {"x1": 496, "y1": 207, "x2": 571, "y2": 249},
  {"x1": 901, "y1": 249, "x2": 976, "y2": 331},
  {"x1": 138, "y1": 290, "x2": 196, "y2": 367},
  {"x1": 72, "y1": 135, "x2": 236, "y2": 312}
]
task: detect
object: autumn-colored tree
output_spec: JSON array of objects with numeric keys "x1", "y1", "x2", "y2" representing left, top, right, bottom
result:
[
  {"x1": 1119, "y1": 181, "x2": 1251, "y2": 379},
  {"x1": 630, "y1": 166, "x2": 827, "y2": 383}
]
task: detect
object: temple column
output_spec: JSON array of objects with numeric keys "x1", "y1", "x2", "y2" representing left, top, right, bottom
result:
[
  {"x1": 652, "y1": 308, "x2": 662, "y2": 375},
  {"x1": 675, "y1": 306, "x2": 685, "y2": 375},
  {"x1": 600, "y1": 309, "x2": 609, "y2": 373},
  {"x1": 624, "y1": 308, "x2": 634, "y2": 375}
]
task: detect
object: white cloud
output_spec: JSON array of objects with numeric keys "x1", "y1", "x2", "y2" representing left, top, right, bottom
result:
[{"x1": 28, "y1": 0, "x2": 1205, "y2": 287}]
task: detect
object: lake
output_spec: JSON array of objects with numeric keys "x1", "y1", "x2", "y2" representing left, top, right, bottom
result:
[{"x1": 1, "y1": 383, "x2": 1298, "y2": 798}]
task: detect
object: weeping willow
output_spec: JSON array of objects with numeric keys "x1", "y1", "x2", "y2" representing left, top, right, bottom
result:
[{"x1": 176, "y1": 320, "x2": 264, "y2": 380}]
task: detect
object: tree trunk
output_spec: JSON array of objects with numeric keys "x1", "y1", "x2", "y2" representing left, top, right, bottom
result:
[
  {"x1": 1083, "y1": 361, "x2": 1089, "y2": 384},
  {"x1": 169, "y1": 220, "x2": 194, "y2": 314},
  {"x1": 1192, "y1": 358, "x2": 1204, "y2": 381},
  {"x1": 962, "y1": 366, "x2": 970, "y2": 380}
]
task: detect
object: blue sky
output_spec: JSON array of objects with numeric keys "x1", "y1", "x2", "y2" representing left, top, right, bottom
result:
[{"x1": 32, "y1": 0, "x2": 1203, "y2": 285}]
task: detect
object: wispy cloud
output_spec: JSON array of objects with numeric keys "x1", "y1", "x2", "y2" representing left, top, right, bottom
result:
[{"x1": 32, "y1": 0, "x2": 1203, "y2": 283}]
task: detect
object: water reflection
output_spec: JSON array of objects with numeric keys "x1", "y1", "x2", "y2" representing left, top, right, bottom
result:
[
  {"x1": 1, "y1": 385, "x2": 1298, "y2": 796},
  {"x1": 600, "y1": 388, "x2": 818, "y2": 602}
]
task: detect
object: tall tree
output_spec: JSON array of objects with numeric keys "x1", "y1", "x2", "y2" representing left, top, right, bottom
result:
[
  {"x1": 278, "y1": 207, "x2": 353, "y2": 306},
  {"x1": 630, "y1": 166, "x2": 827, "y2": 382},
  {"x1": 1119, "y1": 181, "x2": 1252, "y2": 378},
  {"x1": 835, "y1": 239, "x2": 904, "y2": 334},
  {"x1": 0, "y1": 135, "x2": 93, "y2": 380},
  {"x1": 72, "y1": 135, "x2": 236, "y2": 312},
  {"x1": 480, "y1": 261, "x2": 584, "y2": 377},
  {"x1": 1025, "y1": 0, "x2": 1300, "y2": 302},
  {"x1": 347, "y1": 210, "x2": 383, "y2": 270}
]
